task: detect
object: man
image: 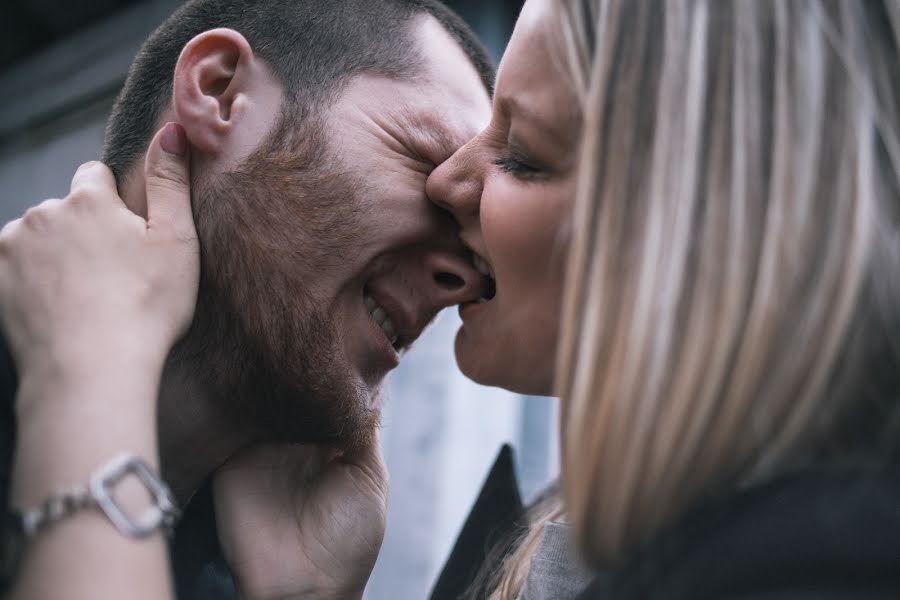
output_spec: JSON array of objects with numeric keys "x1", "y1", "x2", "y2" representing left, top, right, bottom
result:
[{"x1": 0, "y1": 0, "x2": 493, "y2": 597}]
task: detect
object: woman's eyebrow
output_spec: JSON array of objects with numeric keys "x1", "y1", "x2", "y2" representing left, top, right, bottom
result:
[{"x1": 501, "y1": 95, "x2": 573, "y2": 151}]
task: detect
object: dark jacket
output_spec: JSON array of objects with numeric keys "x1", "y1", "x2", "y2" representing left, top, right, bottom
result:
[
  {"x1": 578, "y1": 468, "x2": 900, "y2": 599},
  {"x1": 429, "y1": 438, "x2": 900, "y2": 599}
]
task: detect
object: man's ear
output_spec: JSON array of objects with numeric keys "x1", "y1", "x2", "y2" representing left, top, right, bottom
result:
[{"x1": 172, "y1": 28, "x2": 255, "y2": 154}]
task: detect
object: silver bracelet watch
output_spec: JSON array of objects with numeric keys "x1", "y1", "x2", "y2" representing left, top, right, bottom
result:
[{"x1": 1, "y1": 453, "x2": 180, "y2": 592}]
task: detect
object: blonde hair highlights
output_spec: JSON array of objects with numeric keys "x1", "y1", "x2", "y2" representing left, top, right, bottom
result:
[{"x1": 556, "y1": 0, "x2": 900, "y2": 565}]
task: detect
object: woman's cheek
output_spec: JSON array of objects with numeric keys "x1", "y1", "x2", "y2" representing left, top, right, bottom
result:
[
  {"x1": 480, "y1": 182, "x2": 538, "y2": 272},
  {"x1": 486, "y1": 189, "x2": 563, "y2": 277}
]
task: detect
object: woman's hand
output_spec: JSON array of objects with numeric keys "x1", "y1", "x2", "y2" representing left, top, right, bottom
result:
[
  {"x1": 0, "y1": 122, "x2": 198, "y2": 388},
  {"x1": 213, "y1": 434, "x2": 389, "y2": 600},
  {"x1": 1, "y1": 123, "x2": 197, "y2": 600}
]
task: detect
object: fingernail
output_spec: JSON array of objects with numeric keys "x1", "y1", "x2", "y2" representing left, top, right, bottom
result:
[{"x1": 160, "y1": 122, "x2": 188, "y2": 157}]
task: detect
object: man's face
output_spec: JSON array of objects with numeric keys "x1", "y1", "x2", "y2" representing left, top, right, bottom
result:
[{"x1": 184, "y1": 16, "x2": 491, "y2": 450}]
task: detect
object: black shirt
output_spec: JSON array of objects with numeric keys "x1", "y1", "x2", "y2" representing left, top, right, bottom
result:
[{"x1": 0, "y1": 337, "x2": 16, "y2": 515}]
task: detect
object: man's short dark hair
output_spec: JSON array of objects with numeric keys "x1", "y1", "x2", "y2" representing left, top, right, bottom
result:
[{"x1": 102, "y1": 0, "x2": 494, "y2": 183}]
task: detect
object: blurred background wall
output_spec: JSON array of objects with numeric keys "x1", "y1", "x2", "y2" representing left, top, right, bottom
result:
[{"x1": 0, "y1": 1, "x2": 558, "y2": 598}]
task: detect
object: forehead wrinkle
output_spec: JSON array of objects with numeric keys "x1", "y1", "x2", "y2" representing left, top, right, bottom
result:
[{"x1": 387, "y1": 103, "x2": 468, "y2": 167}]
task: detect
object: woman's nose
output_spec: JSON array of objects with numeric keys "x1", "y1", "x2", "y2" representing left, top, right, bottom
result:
[{"x1": 426, "y1": 137, "x2": 484, "y2": 228}]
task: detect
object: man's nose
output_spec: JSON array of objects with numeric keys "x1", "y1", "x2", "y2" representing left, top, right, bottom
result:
[
  {"x1": 421, "y1": 250, "x2": 486, "y2": 308},
  {"x1": 425, "y1": 137, "x2": 484, "y2": 229}
]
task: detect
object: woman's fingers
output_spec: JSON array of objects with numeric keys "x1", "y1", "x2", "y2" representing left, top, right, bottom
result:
[
  {"x1": 144, "y1": 122, "x2": 194, "y2": 241},
  {"x1": 68, "y1": 161, "x2": 119, "y2": 208},
  {"x1": 0, "y1": 123, "x2": 199, "y2": 376}
]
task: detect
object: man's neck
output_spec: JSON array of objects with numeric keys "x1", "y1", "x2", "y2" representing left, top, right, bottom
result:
[{"x1": 157, "y1": 358, "x2": 255, "y2": 505}]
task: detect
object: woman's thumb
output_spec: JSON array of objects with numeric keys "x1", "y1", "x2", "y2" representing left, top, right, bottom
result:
[{"x1": 144, "y1": 122, "x2": 194, "y2": 237}]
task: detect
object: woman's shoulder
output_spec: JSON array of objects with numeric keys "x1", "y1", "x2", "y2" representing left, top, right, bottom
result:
[
  {"x1": 518, "y1": 520, "x2": 595, "y2": 600},
  {"x1": 585, "y1": 469, "x2": 900, "y2": 599}
]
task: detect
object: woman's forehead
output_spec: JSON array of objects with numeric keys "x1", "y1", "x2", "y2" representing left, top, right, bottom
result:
[{"x1": 495, "y1": 0, "x2": 580, "y2": 142}]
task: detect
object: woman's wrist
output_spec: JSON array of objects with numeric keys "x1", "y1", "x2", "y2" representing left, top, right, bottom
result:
[
  {"x1": 13, "y1": 331, "x2": 170, "y2": 393},
  {"x1": 7, "y1": 352, "x2": 174, "y2": 600},
  {"x1": 12, "y1": 359, "x2": 163, "y2": 510},
  {"x1": 14, "y1": 334, "x2": 168, "y2": 414}
]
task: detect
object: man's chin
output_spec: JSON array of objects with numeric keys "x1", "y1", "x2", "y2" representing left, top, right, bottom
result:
[
  {"x1": 235, "y1": 377, "x2": 378, "y2": 450},
  {"x1": 367, "y1": 385, "x2": 386, "y2": 413}
]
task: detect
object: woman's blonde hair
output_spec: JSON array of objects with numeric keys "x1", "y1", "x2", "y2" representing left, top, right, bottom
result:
[{"x1": 556, "y1": 0, "x2": 900, "y2": 567}]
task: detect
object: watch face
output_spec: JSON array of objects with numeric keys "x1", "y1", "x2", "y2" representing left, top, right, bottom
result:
[{"x1": 0, "y1": 510, "x2": 24, "y2": 589}]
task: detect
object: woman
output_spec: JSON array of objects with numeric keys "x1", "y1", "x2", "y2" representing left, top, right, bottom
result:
[
  {"x1": 1, "y1": 1, "x2": 898, "y2": 599},
  {"x1": 434, "y1": 0, "x2": 900, "y2": 597},
  {"x1": 555, "y1": 1, "x2": 900, "y2": 596}
]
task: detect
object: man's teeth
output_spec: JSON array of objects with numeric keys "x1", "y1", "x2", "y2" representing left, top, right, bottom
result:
[
  {"x1": 365, "y1": 294, "x2": 398, "y2": 346},
  {"x1": 473, "y1": 254, "x2": 494, "y2": 278}
]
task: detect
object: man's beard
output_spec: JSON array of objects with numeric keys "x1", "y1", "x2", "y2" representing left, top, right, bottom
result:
[{"x1": 172, "y1": 118, "x2": 380, "y2": 453}]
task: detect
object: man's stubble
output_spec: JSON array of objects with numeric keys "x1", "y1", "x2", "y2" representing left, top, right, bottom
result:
[{"x1": 171, "y1": 114, "x2": 380, "y2": 453}]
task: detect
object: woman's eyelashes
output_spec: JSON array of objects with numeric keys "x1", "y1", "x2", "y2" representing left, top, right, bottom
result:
[{"x1": 493, "y1": 155, "x2": 543, "y2": 179}]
